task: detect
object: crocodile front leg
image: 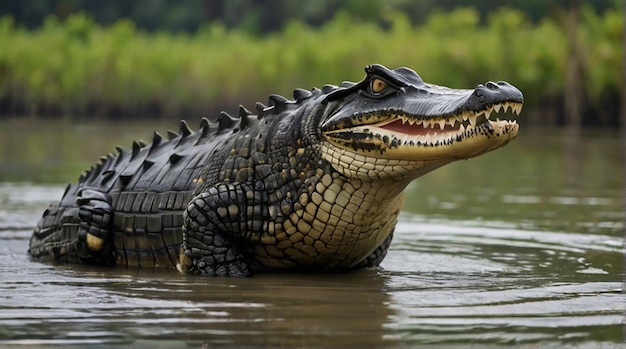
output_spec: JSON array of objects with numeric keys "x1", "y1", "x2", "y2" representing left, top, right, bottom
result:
[{"x1": 178, "y1": 183, "x2": 252, "y2": 277}]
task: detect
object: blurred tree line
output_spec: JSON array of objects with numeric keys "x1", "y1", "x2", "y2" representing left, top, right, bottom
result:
[
  {"x1": 1, "y1": 0, "x2": 618, "y2": 34},
  {"x1": 0, "y1": 0, "x2": 622, "y2": 127}
]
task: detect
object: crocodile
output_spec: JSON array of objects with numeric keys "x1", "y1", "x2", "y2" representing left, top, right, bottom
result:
[{"x1": 28, "y1": 64, "x2": 523, "y2": 277}]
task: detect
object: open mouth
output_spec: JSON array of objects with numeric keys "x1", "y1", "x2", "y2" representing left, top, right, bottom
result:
[
  {"x1": 373, "y1": 101, "x2": 523, "y2": 143},
  {"x1": 322, "y1": 100, "x2": 523, "y2": 160},
  {"x1": 324, "y1": 101, "x2": 523, "y2": 148}
]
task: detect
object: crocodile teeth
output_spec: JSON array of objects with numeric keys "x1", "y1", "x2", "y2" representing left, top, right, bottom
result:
[
  {"x1": 469, "y1": 116, "x2": 477, "y2": 127},
  {"x1": 454, "y1": 115, "x2": 462, "y2": 125},
  {"x1": 330, "y1": 100, "x2": 523, "y2": 149}
]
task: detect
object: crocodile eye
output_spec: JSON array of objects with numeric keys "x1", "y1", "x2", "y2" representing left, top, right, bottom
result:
[{"x1": 371, "y1": 78, "x2": 387, "y2": 94}]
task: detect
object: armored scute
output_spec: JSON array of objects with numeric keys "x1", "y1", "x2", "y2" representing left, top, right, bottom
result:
[{"x1": 29, "y1": 64, "x2": 523, "y2": 276}]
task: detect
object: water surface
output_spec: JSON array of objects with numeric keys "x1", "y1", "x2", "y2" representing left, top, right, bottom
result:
[{"x1": 0, "y1": 118, "x2": 623, "y2": 347}]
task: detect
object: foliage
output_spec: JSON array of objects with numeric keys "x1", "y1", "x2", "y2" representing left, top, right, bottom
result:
[
  {"x1": 1, "y1": 0, "x2": 619, "y2": 33},
  {"x1": 0, "y1": 7, "x2": 621, "y2": 125}
]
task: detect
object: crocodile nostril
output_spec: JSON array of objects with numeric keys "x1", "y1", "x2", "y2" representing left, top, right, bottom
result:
[{"x1": 485, "y1": 81, "x2": 499, "y2": 90}]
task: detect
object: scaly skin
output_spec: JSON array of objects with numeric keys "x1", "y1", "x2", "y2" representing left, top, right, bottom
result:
[{"x1": 29, "y1": 64, "x2": 523, "y2": 277}]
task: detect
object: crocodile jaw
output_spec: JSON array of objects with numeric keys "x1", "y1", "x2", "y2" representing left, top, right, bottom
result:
[
  {"x1": 321, "y1": 101, "x2": 521, "y2": 180},
  {"x1": 323, "y1": 101, "x2": 521, "y2": 162}
]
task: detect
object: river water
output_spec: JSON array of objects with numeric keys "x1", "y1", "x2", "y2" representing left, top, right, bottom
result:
[{"x1": 0, "y1": 118, "x2": 623, "y2": 347}]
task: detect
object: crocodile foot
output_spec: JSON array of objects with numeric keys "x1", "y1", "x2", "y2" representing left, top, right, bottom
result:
[
  {"x1": 76, "y1": 189, "x2": 115, "y2": 265},
  {"x1": 178, "y1": 230, "x2": 253, "y2": 277}
]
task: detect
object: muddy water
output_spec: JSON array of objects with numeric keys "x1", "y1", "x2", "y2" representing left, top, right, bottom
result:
[{"x1": 0, "y1": 119, "x2": 623, "y2": 347}]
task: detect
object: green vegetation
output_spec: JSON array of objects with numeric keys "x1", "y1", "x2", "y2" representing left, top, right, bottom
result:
[{"x1": 0, "y1": 6, "x2": 622, "y2": 125}]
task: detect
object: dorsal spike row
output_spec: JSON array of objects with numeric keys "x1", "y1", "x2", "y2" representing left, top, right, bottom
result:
[
  {"x1": 199, "y1": 117, "x2": 210, "y2": 136},
  {"x1": 149, "y1": 132, "x2": 163, "y2": 153},
  {"x1": 293, "y1": 88, "x2": 312, "y2": 101},
  {"x1": 131, "y1": 141, "x2": 142, "y2": 158},
  {"x1": 105, "y1": 152, "x2": 115, "y2": 165},
  {"x1": 218, "y1": 111, "x2": 238, "y2": 132},
  {"x1": 340, "y1": 81, "x2": 356, "y2": 88},
  {"x1": 167, "y1": 130, "x2": 179, "y2": 140},
  {"x1": 255, "y1": 102, "x2": 268, "y2": 117},
  {"x1": 322, "y1": 84, "x2": 338, "y2": 94},
  {"x1": 82, "y1": 165, "x2": 95, "y2": 181},
  {"x1": 198, "y1": 116, "x2": 220, "y2": 139},
  {"x1": 238, "y1": 105, "x2": 252, "y2": 130},
  {"x1": 114, "y1": 146, "x2": 125, "y2": 165},
  {"x1": 268, "y1": 94, "x2": 290, "y2": 107},
  {"x1": 97, "y1": 156, "x2": 107, "y2": 167},
  {"x1": 179, "y1": 120, "x2": 192, "y2": 137},
  {"x1": 173, "y1": 120, "x2": 194, "y2": 148},
  {"x1": 92, "y1": 161, "x2": 104, "y2": 180},
  {"x1": 238, "y1": 105, "x2": 252, "y2": 117}
]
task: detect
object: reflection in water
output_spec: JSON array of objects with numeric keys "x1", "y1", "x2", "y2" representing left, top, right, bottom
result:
[
  {"x1": 0, "y1": 120, "x2": 623, "y2": 346},
  {"x1": 564, "y1": 126, "x2": 581, "y2": 189}
]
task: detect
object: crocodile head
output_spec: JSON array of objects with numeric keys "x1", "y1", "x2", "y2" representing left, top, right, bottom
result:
[{"x1": 319, "y1": 64, "x2": 523, "y2": 181}]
